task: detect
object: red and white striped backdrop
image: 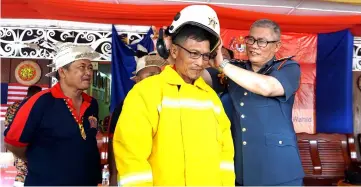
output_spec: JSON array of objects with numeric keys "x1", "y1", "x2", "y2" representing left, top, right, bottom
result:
[{"x1": 0, "y1": 83, "x2": 49, "y2": 121}]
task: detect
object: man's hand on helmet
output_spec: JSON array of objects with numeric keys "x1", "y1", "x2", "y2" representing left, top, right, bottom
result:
[
  {"x1": 152, "y1": 26, "x2": 173, "y2": 49},
  {"x1": 209, "y1": 39, "x2": 224, "y2": 69},
  {"x1": 163, "y1": 27, "x2": 173, "y2": 50}
]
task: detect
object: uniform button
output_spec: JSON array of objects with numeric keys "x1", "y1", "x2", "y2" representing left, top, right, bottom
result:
[
  {"x1": 240, "y1": 102, "x2": 244, "y2": 106},
  {"x1": 242, "y1": 128, "x2": 246, "y2": 132},
  {"x1": 241, "y1": 114, "x2": 245, "y2": 118},
  {"x1": 243, "y1": 141, "x2": 247, "y2": 145},
  {"x1": 279, "y1": 141, "x2": 283, "y2": 145},
  {"x1": 244, "y1": 92, "x2": 248, "y2": 96}
]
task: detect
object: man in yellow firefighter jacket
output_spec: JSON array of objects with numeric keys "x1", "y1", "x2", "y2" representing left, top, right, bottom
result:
[{"x1": 113, "y1": 5, "x2": 235, "y2": 186}]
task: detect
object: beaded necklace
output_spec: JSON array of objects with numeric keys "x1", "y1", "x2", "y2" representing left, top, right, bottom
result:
[{"x1": 64, "y1": 99, "x2": 86, "y2": 140}]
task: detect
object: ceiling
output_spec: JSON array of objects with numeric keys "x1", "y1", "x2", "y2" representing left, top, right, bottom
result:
[{"x1": 84, "y1": 0, "x2": 361, "y2": 15}]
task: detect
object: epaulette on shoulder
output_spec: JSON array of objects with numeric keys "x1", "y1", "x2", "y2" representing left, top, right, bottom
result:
[
  {"x1": 274, "y1": 55, "x2": 296, "y2": 70},
  {"x1": 274, "y1": 55, "x2": 295, "y2": 63}
]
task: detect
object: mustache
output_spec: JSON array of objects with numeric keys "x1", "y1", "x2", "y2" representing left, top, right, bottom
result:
[{"x1": 82, "y1": 77, "x2": 91, "y2": 80}]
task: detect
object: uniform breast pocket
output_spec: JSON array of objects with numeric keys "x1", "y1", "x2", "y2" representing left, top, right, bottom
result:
[
  {"x1": 263, "y1": 133, "x2": 303, "y2": 182},
  {"x1": 265, "y1": 133, "x2": 297, "y2": 148}
]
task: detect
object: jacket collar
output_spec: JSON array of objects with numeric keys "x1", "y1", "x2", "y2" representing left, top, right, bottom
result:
[
  {"x1": 161, "y1": 65, "x2": 212, "y2": 92},
  {"x1": 50, "y1": 82, "x2": 92, "y2": 102}
]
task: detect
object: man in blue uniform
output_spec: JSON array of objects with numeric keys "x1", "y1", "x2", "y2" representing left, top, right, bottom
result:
[
  {"x1": 4, "y1": 42, "x2": 101, "y2": 186},
  {"x1": 205, "y1": 19, "x2": 305, "y2": 186}
]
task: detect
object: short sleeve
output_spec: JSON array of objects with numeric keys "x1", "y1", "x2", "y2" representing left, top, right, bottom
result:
[
  {"x1": 270, "y1": 62, "x2": 301, "y2": 102},
  {"x1": 4, "y1": 92, "x2": 48, "y2": 147}
]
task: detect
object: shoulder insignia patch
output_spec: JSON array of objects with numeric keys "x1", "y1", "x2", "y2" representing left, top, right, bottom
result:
[
  {"x1": 274, "y1": 55, "x2": 296, "y2": 70},
  {"x1": 274, "y1": 55, "x2": 295, "y2": 63}
]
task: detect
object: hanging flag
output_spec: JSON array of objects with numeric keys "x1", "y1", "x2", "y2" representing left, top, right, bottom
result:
[
  {"x1": 110, "y1": 25, "x2": 154, "y2": 113},
  {"x1": 0, "y1": 83, "x2": 48, "y2": 121}
]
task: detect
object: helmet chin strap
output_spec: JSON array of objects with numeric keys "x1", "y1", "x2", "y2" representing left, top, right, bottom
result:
[
  {"x1": 210, "y1": 39, "x2": 221, "y2": 59},
  {"x1": 211, "y1": 39, "x2": 221, "y2": 53}
]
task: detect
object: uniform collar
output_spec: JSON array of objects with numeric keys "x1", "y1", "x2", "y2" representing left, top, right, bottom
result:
[
  {"x1": 50, "y1": 82, "x2": 92, "y2": 102},
  {"x1": 259, "y1": 56, "x2": 276, "y2": 72},
  {"x1": 161, "y1": 65, "x2": 212, "y2": 92},
  {"x1": 246, "y1": 56, "x2": 276, "y2": 73}
]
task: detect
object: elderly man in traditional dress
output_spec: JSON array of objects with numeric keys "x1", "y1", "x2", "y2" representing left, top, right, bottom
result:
[{"x1": 4, "y1": 42, "x2": 102, "y2": 186}]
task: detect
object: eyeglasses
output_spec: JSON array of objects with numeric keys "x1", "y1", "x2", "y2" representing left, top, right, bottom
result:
[
  {"x1": 244, "y1": 36, "x2": 279, "y2": 48},
  {"x1": 174, "y1": 44, "x2": 215, "y2": 61}
]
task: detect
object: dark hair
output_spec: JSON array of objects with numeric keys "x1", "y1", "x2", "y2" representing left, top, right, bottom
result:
[
  {"x1": 55, "y1": 62, "x2": 72, "y2": 81},
  {"x1": 251, "y1": 19, "x2": 281, "y2": 40},
  {"x1": 27, "y1": 85, "x2": 42, "y2": 97},
  {"x1": 222, "y1": 47, "x2": 234, "y2": 59},
  {"x1": 172, "y1": 25, "x2": 215, "y2": 50}
]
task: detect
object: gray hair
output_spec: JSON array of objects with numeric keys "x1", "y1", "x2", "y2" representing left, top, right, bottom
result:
[
  {"x1": 251, "y1": 19, "x2": 281, "y2": 40},
  {"x1": 55, "y1": 62, "x2": 72, "y2": 81}
]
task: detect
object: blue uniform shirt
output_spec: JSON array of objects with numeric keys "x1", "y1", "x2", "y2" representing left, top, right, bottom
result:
[
  {"x1": 4, "y1": 83, "x2": 101, "y2": 186},
  {"x1": 209, "y1": 57, "x2": 305, "y2": 185}
]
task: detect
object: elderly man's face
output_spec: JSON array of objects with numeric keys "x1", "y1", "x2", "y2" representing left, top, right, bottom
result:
[
  {"x1": 135, "y1": 66, "x2": 161, "y2": 83},
  {"x1": 246, "y1": 27, "x2": 281, "y2": 66},
  {"x1": 171, "y1": 38, "x2": 210, "y2": 84},
  {"x1": 61, "y1": 59, "x2": 93, "y2": 90}
]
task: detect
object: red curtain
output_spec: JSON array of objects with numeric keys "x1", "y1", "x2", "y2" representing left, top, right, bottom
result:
[{"x1": 2, "y1": 0, "x2": 361, "y2": 35}]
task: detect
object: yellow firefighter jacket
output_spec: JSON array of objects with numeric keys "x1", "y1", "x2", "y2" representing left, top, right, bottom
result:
[{"x1": 113, "y1": 65, "x2": 235, "y2": 186}]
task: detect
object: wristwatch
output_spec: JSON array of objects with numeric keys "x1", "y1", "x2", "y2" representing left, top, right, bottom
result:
[{"x1": 218, "y1": 59, "x2": 230, "y2": 72}]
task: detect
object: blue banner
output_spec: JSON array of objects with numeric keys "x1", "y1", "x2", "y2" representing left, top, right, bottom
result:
[
  {"x1": 110, "y1": 25, "x2": 154, "y2": 113},
  {"x1": 316, "y1": 29, "x2": 354, "y2": 133}
]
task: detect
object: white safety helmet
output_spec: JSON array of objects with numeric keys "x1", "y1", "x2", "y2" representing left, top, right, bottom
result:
[{"x1": 168, "y1": 5, "x2": 221, "y2": 52}]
